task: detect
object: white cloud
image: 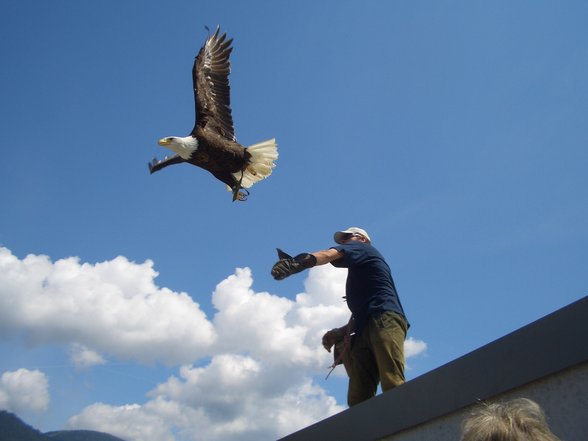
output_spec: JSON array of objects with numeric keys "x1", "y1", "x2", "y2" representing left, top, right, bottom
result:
[
  {"x1": 0, "y1": 246, "x2": 427, "y2": 441},
  {"x1": 67, "y1": 402, "x2": 176, "y2": 441},
  {"x1": 69, "y1": 343, "x2": 106, "y2": 370},
  {"x1": 405, "y1": 336, "x2": 428, "y2": 358},
  {"x1": 0, "y1": 368, "x2": 49, "y2": 413},
  {"x1": 0, "y1": 247, "x2": 216, "y2": 365},
  {"x1": 64, "y1": 265, "x2": 426, "y2": 441},
  {"x1": 68, "y1": 357, "x2": 343, "y2": 441},
  {"x1": 211, "y1": 267, "x2": 347, "y2": 368}
]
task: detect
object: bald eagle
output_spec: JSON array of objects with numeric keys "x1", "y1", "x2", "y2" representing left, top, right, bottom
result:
[{"x1": 148, "y1": 27, "x2": 278, "y2": 201}]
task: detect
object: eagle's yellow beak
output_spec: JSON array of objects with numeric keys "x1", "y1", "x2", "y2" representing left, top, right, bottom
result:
[{"x1": 158, "y1": 138, "x2": 171, "y2": 146}]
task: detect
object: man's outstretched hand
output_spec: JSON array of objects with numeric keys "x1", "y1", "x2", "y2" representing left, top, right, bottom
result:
[{"x1": 271, "y1": 248, "x2": 317, "y2": 280}]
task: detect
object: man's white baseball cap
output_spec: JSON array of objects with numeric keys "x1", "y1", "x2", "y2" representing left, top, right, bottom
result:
[{"x1": 334, "y1": 227, "x2": 372, "y2": 244}]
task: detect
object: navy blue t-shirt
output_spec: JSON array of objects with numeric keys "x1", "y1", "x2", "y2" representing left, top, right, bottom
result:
[{"x1": 331, "y1": 242, "x2": 408, "y2": 333}]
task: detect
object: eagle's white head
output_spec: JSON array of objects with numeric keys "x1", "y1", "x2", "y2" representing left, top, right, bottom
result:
[{"x1": 158, "y1": 136, "x2": 198, "y2": 160}]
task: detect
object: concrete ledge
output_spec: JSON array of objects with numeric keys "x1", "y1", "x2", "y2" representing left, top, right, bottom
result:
[
  {"x1": 381, "y1": 362, "x2": 588, "y2": 441},
  {"x1": 280, "y1": 296, "x2": 588, "y2": 441}
]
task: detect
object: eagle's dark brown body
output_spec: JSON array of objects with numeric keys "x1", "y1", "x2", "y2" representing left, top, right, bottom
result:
[
  {"x1": 188, "y1": 128, "x2": 251, "y2": 189},
  {"x1": 148, "y1": 26, "x2": 277, "y2": 201}
]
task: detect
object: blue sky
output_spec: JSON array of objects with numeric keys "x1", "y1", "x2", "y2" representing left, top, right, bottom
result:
[{"x1": 1, "y1": 1, "x2": 587, "y2": 440}]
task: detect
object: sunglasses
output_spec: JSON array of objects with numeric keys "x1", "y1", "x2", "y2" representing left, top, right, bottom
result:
[{"x1": 341, "y1": 233, "x2": 361, "y2": 242}]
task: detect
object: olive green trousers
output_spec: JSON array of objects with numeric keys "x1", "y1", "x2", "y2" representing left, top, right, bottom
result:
[{"x1": 347, "y1": 311, "x2": 408, "y2": 407}]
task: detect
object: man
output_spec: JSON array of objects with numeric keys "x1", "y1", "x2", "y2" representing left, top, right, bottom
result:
[{"x1": 271, "y1": 227, "x2": 409, "y2": 406}]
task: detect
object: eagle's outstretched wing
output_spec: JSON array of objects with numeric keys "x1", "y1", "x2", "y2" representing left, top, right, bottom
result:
[{"x1": 192, "y1": 26, "x2": 235, "y2": 141}]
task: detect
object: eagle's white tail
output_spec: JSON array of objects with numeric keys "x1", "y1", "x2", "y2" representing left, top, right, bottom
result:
[{"x1": 232, "y1": 138, "x2": 278, "y2": 188}]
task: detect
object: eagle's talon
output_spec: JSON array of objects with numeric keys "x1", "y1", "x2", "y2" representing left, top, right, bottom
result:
[
  {"x1": 148, "y1": 158, "x2": 158, "y2": 174},
  {"x1": 235, "y1": 189, "x2": 249, "y2": 201}
]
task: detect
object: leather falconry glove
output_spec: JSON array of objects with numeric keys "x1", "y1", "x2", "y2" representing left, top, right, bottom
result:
[{"x1": 271, "y1": 248, "x2": 317, "y2": 280}]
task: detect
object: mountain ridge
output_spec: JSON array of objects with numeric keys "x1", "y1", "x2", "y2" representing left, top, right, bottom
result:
[{"x1": 0, "y1": 411, "x2": 127, "y2": 441}]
